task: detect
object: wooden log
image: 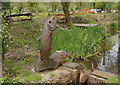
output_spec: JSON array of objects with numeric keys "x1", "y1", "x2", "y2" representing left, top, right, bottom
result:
[
  {"x1": 6, "y1": 13, "x2": 32, "y2": 17},
  {"x1": 11, "y1": 18, "x2": 32, "y2": 22},
  {"x1": 87, "y1": 70, "x2": 117, "y2": 83},
  {"x1": 91, "y1": 70, "x2": 117, "y2": 79},
  {"x1": 74, "y1": 24, "x2": 98, "y2": 28}
]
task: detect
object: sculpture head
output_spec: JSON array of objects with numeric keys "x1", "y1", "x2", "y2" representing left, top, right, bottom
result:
[{"x1": 47, "y1": 16, "x2": 57, "y2": 31}]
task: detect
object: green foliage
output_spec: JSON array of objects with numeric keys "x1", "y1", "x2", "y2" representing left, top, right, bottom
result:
[
  {"x1": 0, "y1": 76, "x2": 12, "y2": 83},
  {"x1": 110, "y1": 13, "x2": 118, "y2": 20},
  {"x1": 107, "y1": 23, "x2": 118, "y2": 35},
  {"x1": 20, "y1": 70, "x2": 42, "y2": 83},
  {"x1": 52, "y1": 26, "x2": 104, "y2": 60},
  {"x1": 32, "y1": 33, "x2": 40, "y2": 50},
  {"x1": 0, "y1": 75, "x2": 23, "y2": 84},
  {"x1": 4, "y1": 60, "x2": 19, "y2": 76},
  {"x1": 49, "y1": 73, "x2": 56, "y2": 77},
  {"x1": 10, "y1": 21, "x2": 37, "y2": 48},
  {"x1": 11, "y1": 2, "x2": 59, "y2": 13},
  {"x1": 111, "y1": 2, "x2": 118, "y2": 10},
  {"x1": 72, "y1": 14, "x2": 97, "y2": 24},
  {"x1": 0, "y1": 71, "x2": 42, "y2": 83},
  {"x1": 4, "y1": 56, "x2": 36, "y2": 77},
  {"x1": 18, "y1": 56, "x2": 36, "y2": 65},
  {"x1": 72, "y1": 15, "x2": 90, "y2": 24},
  {"x1": 95, "y1": 2, "x2": 104, "y2": 9},
  {"x1": 106, "y1": 77, "x2": 119, "y2": 83},
  {"x1": 24, "y1": 73, "x2": 42, "y2": 82},
  {"x1": 2, "y1": 2, "x2": 11, "y2": 10},
  {"x1": 109, "y1": 23, "x2": 118, "y2": 28},
  {"x1": 12, "y1": 76, "x2": 23, "y2": 83},
  {"x1": 19, "y1": 58, "x2": 30, "y2": 65},
  {"x1": 34, "y1": 3, "x2": 50, "y2": 13},
  {"x1": 2, "y1": 19, "x2": 11, "y2": 52},
  {"x1": 4, "y1": 58, "x2": 41, "y2": 83},
  {"x1": 0, "y1": 75, "x2": 23, "y2": 83}
]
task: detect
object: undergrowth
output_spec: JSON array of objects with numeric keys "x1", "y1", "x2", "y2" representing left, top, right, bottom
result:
[
  {"x1": 106, "y1": 77, "x2": 119, "y2": 83},
  {"x1": 52, "y1": 26, "x2": 104, "y2": 61}
]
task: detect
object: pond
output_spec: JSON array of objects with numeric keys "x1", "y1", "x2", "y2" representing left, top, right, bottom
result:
[
  {"x1": 98, "y1": 32, "x2": 119, "y2": 75},
  {"x1": 74, "y1": 28, "x2": 119, "y2": 75}
]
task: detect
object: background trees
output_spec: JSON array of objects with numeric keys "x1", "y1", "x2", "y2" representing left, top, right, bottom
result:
[
  {"x1": 61, "y1": 2, "x2": 71, "y2": 25},
  {"x1": 4, "y1": 2, "x2": 118, "y2": 15}
]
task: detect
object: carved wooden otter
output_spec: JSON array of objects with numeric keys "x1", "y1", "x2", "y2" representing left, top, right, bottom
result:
[{"x1": 34, "y1": 16, "x2": 69, "y2": 72}]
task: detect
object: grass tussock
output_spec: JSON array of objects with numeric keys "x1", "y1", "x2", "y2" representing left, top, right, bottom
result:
[{"x1": 52, "y1": 26, "x2": 104, "y2": 61}]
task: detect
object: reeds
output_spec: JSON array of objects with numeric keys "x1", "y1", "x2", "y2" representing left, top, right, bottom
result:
[{"x1": 52, "y1": 26, "x2": 104, "y2": 60}]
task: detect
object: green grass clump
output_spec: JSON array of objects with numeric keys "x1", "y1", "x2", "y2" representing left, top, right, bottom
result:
[
  {"x1": 107, "y1": 22, "x2": 118, "y2": 35},
  {"x1": 72, "y1": 14, "x2": 97, "y2": 24},
  {"x1": 0, "y1": 70, "x2": 42, "y2": 83},
  {"x1": 52, "y1": 26, "x2": 104, "y2": 60},
  {"x1": 108, "y1": 23, "x2": 118, "y2": 30},
  {"x1": 20, "y1": 70, "x2": 42, "y2": 83},
  {"x1": 31, "y1": 33, "x2": 40, "y2": 50},
  {"x1": 49, "y1": 73, "x2": 56, "y2": 77},
  {"x1": 106, "y1": 77, "x2": 119, "y2": 83}
]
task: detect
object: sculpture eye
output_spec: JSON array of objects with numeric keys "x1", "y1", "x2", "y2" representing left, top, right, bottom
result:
[{"x1": 49, "y1": 21, "x2": 52, "y2": 23}]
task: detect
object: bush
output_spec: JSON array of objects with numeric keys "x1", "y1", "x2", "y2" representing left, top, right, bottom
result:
[
  {"x1": 71, "y1": 14, "x2": 97, "y2": 24},
  {"x1": 71, "y1": 15, "x2": 90, "y2": 24},
  {"x1": 107, "y1": 22, "x2": 118, "y2": 35}
]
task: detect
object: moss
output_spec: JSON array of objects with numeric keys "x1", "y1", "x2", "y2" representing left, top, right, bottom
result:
[
  {"x1": 106, "y1": 77, "x2": 119, "y2": 83},
  {"x1": 49, "y1": 73, "x2": 56, "y2": 77},
  {"x1": 20, "y1": 70, "x2": 42, "y2": 83}
]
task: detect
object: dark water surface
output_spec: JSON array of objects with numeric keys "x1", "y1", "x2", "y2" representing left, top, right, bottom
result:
[{"x1": 98, "y1": 33, "x2": 119, "y2": 74}]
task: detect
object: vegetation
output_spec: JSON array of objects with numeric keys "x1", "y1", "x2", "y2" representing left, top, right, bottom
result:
[
  {"x1": 2, "y1": 20, "x2": 11, "y2": 51},
  {"x1": 0, "y1": 70, "x2": 42, "y2": 83},
  {"x1": 72, "y1": 14, "x2": 97, "y2": 24},
  {"x1": 107, "y1": 22, "x2": 118, "y2": 35},
  {"x1": 1, "y1": 53, "x2": 40, "y2": 83},
  {"x1": 9, "y1": 20, "x2": 41, "y2": 50},
  {"x1": 106, "y1": 77, "x2": 119, "y2": 83},
  {"x1": 61, "y1": 2, "x2": 71, "y2": 25},
  {"x1": 52, "y1": 26, "x2": 104, "y2": 61},
  {"x1": 19, "y1": 70, "x2": 42, "y2": 83},
  {"x1": 1, "y1": 1, "x2": 119, "y2": 84}
]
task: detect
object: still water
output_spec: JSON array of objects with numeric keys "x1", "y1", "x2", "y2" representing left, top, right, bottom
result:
[
  {"x1": 98, "y1": 33, "x2": 119, "y2": 74},
  {"x1": 75, "y1": 29, "x2": 119, "y2": 75}
]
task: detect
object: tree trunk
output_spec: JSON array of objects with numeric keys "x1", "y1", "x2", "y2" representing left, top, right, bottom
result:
[
  {"x1": 93, "y1": 2, "x2": 96, "y2": 9},
  {"x1": 36, "y1": 8, "x2": 38, "y2": 15},
  {"x1": 27, "y1": 2, "x2": 33, "y2": 13},
  {"x1": 61, "y1": 2, "x2": 71, "y2": 25},
  {"x1": 104, "y1": 14, "x2": 107, "y2": 32},
  {"x1": 103, "y1": 2, "x2": 106, "y2": 11},
  {"x1": 108, "y1": 2, "x2": 111, "y2": 13},
  {"x1": 52, "y1": 5, "x2": 54, "y2": 13},
  {"x1": 79, "y1": 2, "x2": 82, "y2": 9}
]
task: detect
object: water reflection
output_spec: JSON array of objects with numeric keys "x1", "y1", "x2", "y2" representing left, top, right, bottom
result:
[{"x1": 98, "y1": 33, "x2": 119, "y2": 74}]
